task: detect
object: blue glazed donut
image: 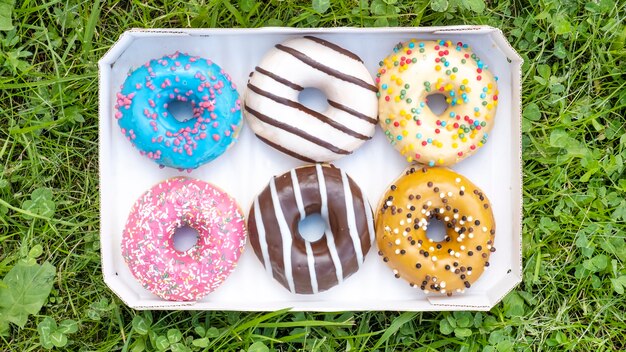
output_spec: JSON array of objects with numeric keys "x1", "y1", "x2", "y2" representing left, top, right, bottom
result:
[{"x1": 114, "y1": 52, "x2": 242, "y2": 170}]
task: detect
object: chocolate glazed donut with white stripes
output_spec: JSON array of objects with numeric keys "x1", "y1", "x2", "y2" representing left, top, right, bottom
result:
[
  {"x1": 248, "y1": 164, "x2": 375, "y2": 294},
  {"x1": 244, "y1": 36, "x2": 378, "y2": 162}
]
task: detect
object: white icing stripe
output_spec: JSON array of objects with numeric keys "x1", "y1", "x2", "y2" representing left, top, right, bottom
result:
[
  {"x1": 364, "y1": 198, "x2": 375, "y2": 244},
  {"x1": 341, "y1": 170, "x2": 364, "y2": 267},
  {"x1": 269, "y1": 177, "x2": 295, "y2": 293},
  {"x1": 253, "y1": 198, "x2": 273, "y2": 277},
  {"x1": 304, "y1": 241, "x2": 318, "y2": 294},
  {"x1": 316, "y1": 164, "x2": 343, "y2": 284},
  {"x1": 290, "y1": 169, "x2": 306, "y2": 219},
  {"x1": 290, "y1": 169, "x2": 318, "y2": 294}
]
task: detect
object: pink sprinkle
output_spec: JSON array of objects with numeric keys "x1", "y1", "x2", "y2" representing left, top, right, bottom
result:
[{"x1": 212, "y1": 134, "x2": 220, "y2": 141}]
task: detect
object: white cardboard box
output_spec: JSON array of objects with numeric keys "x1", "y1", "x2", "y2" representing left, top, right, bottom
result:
[{"x1": 98, "y1": 26, "x2": 522, "y2": 311}]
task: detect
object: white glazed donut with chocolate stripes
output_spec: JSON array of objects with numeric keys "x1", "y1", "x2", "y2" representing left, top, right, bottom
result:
[
  {"x1": 244, "y1": 36, "x2": 378, "y2": 162},
  {"x1": 247, "y1": 164, "x2": 375, "y2": 294}
]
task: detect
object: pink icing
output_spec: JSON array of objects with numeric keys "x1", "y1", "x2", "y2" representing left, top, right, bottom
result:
[{"x1": 121, "y1": 177, "x2": 247, "y2": 301}]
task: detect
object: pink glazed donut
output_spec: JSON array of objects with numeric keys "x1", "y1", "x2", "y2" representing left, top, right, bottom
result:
[{"x1": 121, "y1": 177, "x2": 246, "y2": 301}]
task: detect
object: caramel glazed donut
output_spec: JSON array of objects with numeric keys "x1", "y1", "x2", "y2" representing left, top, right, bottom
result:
[
  {"x1": 376, "y1": 167, "x2": 496, "y2": 295},
  {"x1": 244, "y1": 36, "x2": 378, "y2": 162},
  {"x1": 248, "y1": 164, "x2": 375, "y2": 294},
  {"x1": 377, "y1": 39, "x2": 499, "y2": 167}
]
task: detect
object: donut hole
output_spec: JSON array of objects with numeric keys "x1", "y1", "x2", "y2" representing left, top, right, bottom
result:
[
  {"x1": 172, "y1": 224, "x2": 199, "y2": 252},
  {"x1": 297, "y1": 213, "x2": 326, "y2": 242},
  {"x1": 298, "y1": 87, "x2": 329, "y2": 113},
  {"x1": 168, "y1": 100, "x2": 195, "y2": 122},
  {"x1": 426, "y1": 218, "x2": 447, "y2": 242},
  {"x1": 425, "y1": 93, "x2": 449, "y2": 116}
]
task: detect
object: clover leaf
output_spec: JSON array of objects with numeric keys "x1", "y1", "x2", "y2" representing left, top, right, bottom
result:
[
  {"x1": 22, "y1": 188, "x2": 56, "y2": 218},
  {"x1": 38, "y1": 317, "x2": 78, "y2": 349}
]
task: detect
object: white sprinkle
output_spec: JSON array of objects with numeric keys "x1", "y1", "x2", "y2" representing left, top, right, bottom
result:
[
  {"x1": 453, "y1": 214, "x2": 459, "y2": 219},
  {"x1": 394, "y1": 228, "x2": 399, "y2": 234},
  {"x1": 395, "y1": 249, "x2": 400, "y2": 254},
  {"x1": 467, "y1": 216, "x2": 473, "y2": 222},
  {"x1": 407, "y1": 218, "x2": 413, "y2": 223},
  {"x1": 400, "y1": 220, "x2": 405, "y2": 225},
  {"x1": 467, "y1": 271, "x2": 472, "y2": 276},
  {"x1": 450, "y1": 250, "x2": 455, "y2": 255},
  {"x1": 455, "y1": 252, "x2": 461, "y2": 258},
  {"x1": 395, "y1": 239, "x2": 401, "y2": 245},
  {"x1": 440, "y1": 193, "x2": 445, "y2": 198},
  {"x1": 454, "y1": 227, "x2": 460, "y2": 232},
  {"x1": 455, "y1": 178, "x2": 461, "y2": 183},
  {"x1": 441, "y1": 289, "x2": 446, "y2": 294},
  {"x1": 482, "y1": 226, "x2": 488, "y2": 232},
  {"x1": 426, "y1": 201, "x2": 432, "y2": 206},
  {"x1": 468, "y1": 233, "x2": 474, "y2": 239},
  {"x1": 460, "y1": 186, "x2": 465, "y2": 191},
  {"x1": 447, "y1": 192, "x2": 453, "y2": 197},
  {"x1": 421, "y1": 209, "x2": 426, "y2": 214},
  {"x1": 439, "y1": 208, "x2": 445, "y2": 214},
  {"x1": 444, "y1": 216, "x2": 450, "y2": 221},
  {"x1": 429, "y1": 246, "x2": 434, "y2": 251},
  {"x1": 385, "y1": 226, "x2": 391, "y2": 232},
  {"x1": 459, "y1": 220, "x2": 465, "y2": 225},
  {"x1": 440, "y1": 281, "x2": 446, "y2": 288},
  {"x1": 433, "y1": 277, "x2": 437, "y2": 282},
  {"x1": 432, "y1": 256, "x2": 438, "y2": 261},
  {"x1": 393, "y1": 269, "x2": 398, "y2": 274},
  {"x1": 386, "y1": 201, "x2": 392, "y2": 206},
  {"x1": 487, "y1": 245, "x2": 492, "y2": 249},
  {"x1": 424, "y1": 290, "x2": 430, "y2": 294},
  {"x1": 425, "y1": 211, "x2": 431, "y2": 216},
  {"x1": 460, "y1": 245, "x2": 466, "y2": 250}
]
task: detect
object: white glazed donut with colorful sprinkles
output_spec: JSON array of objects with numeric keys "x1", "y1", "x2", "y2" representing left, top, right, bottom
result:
[
  {"x1": 121, "y1": 177, "x2": 246, "y2": 301},
  {"x1": 377, "y1": 39, "x2": 499, "y2": 166}
]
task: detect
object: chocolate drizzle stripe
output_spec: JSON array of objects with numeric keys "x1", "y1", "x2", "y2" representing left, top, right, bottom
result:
[
  {"x1": 255, "y1": 134, "x2": 317, "y2": 163},
  {"x1": 316, "y1": 164, "x2": 343, "y2": 284},
  {"x1": 341, "y1": 170, "x2": 364, "y2": 267},
  {"x1": 275, "y1": 44, "x2": 378, "y2": 93},
  {"x1": 245, "y1": 104, "x2": 351, "y2": 155},
  {"x1": 269, "y1": 177, "x2": 295, "y2": 293},
  {"x1": 303, "y1": 36, "x2": 364, "y2": 63},
  {"x1": 255, "y1": 66, "x2": 304, "y2": 91},
  {"x1": 328, "y1": 100, "x2": 378, "y2": 125},
  {"x1": 253, "y1": 198, "x2": 273, "y2": 276},
  {"x1": 247, "y1": 83, "x2": 371, "y2": 141},
  {"x1": 290, "y1": 169, "x2": 319, "y2": 293}
]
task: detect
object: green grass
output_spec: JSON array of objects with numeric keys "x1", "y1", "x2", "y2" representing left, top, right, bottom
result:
[{"x1": 1, "y1": 0, "x2": 625, "y2": 351}]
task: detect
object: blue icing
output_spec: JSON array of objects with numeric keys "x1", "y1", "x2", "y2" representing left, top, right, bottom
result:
[{"x1": 115, "y1": 52, "x2": 242, "y2": 169}]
